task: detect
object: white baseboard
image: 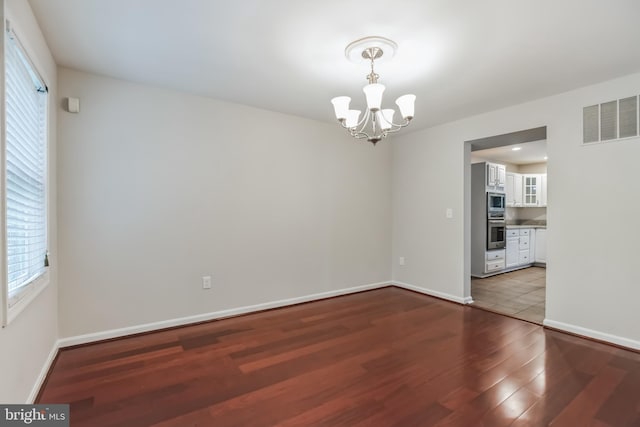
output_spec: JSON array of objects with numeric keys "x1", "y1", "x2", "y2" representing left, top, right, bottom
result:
[
  {"x1": 58, "y1": 281, "x2": 391, "y2": 348},
  {"x1": 392, "y1": 281, "x2": 469, "y2": 305},
  {"x1": 543, "y1": 319, "x2": 640, "y2": 351},
  {"x1": 28, "y1": 339, "x2": 60, "y2": 403}
]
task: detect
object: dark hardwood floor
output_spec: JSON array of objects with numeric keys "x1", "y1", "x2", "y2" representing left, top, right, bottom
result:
[{"x1": 37, "y1": 287, "x2": 640, "y2": 426}]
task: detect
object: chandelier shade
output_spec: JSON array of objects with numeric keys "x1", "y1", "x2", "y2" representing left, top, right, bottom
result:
[
  {"x1": 330, "y1": 96, "x2": 351, "y2": 121},
  {"x1": 345, "y1": 110, "x2": 361, "y2": 128},
  {"x1": 330, "y1": 36, "x2": 415, "y2": 145},
  {"x1": 363, "y1": 83, "x2": 385, "y2": 111},
  {"x1": 379, "y1": 109, "x2": 395, "y2": 130},
  {"x1": 396, "y1": 94, "x2": 416, "y2": 119}
]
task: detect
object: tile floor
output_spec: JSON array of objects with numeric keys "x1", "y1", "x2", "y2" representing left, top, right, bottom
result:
[{"x1": 471, "y1": 266, "x2": 546, "y2": 324}]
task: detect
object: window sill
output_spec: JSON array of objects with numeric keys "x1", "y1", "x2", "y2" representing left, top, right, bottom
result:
[{"x1": 4, "y1": 271, "x2": 50, "y2": 326}]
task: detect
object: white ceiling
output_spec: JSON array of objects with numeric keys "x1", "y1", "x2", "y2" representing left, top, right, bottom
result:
[
  {"x1": 27, "y1": 0, "x2": 640, "y2": 131},
  {"x1": 471, "y1": 139, "x2": 547, "y2": 165}
]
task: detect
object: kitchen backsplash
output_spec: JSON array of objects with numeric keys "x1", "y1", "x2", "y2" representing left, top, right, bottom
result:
[{"x1": 506, "y1": 207, "x2": 546, "y2": 222}]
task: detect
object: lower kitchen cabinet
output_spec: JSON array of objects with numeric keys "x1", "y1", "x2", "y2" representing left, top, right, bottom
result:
[
  {"x1": 535, "y1": 228, "x2": 547, "y2": 263},
  {"x1": 485, "y1": 249, "x2": 506, "y2": 273},
  {"x1": 481, "y1": 228, "x2": 545, "y2": 276},
  {"x1": 506, "y1": 236, "x2": 519, "y2": 268},
  {"x1": 505, "y1": 228, "x2": 538, "y2": 270},
  {"x1": 518, "y1": 229, "x2": 530, "y2": 265}
]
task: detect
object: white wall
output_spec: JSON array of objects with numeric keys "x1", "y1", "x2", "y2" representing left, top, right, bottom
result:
[
  {"x1": 393, "y1": 72, "x2": 640, "y2": 348},
  {"x1": 391, "y1": 123, "x2": 467, "y2": 301},
  {"x1": 57, "y1": 68, "x2": 392, "y2": 338},
  {"x1": 0, "y1": 0, "x2": 58, "y2": 402}
]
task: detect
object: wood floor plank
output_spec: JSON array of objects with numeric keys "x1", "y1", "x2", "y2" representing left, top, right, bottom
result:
[
  {"x1": 37, "y1": 287, "x2": 640, "y2": 426},
  {"x1": 593, "y1": 370, "x2": 640, "y2": 427},
  {"x1": 550, "y1": 365, "x2": 626, "y2": 426}
]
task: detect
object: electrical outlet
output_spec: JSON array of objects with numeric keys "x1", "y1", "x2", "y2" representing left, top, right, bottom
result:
[
  {"x1": 202, "y1": 276, "x2": 212, "y2": 289},
  {"x1": 399, "y1": 257, "x2": 405, "y2": 266},
  {"x1": 446, "y1": 208, "x2": 453, "y2": 219}
]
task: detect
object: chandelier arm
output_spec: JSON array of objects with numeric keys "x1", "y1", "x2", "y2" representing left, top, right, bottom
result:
[
  {"x1": 353, "y1": 109, "x2": 372, "y2": 135},
  {"x1": 339, "y1": 127, "x2": 376, "y2": 140},
  {"x1": 384, "y1": 126, "x2": 409, "y2": 134},
  {"x1": 338, "y1": 114, "x2": 374, "y2": 140},
  {"x1": 350, "y1": 131, "x2": 372, "y2": 140},
  {"x1": 381, "y1": 118, "x2": 412, "y2": 132},
  {"x1": 340, "y1": 112, "x2": 411, "y2": 139}
]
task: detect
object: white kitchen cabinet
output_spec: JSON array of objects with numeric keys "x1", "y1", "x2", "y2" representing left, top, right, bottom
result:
[
  {"x1": 518, "y1": 229, "x2": 530, "y2": 250},
  {"x1": 519, "y1": 229, "x2": 535, "y2": 267},
  {"x1": 485, "y1": 249, "x2": 505, "y2": 273},
  {"x1": 506, "y1": 236, "x2": 520, "y2": 268},
  {"x1": 506, "y1": 229, "x2": 519, "y2": 238},
  {"x1": 486, "y1": 162, "x2": 506, "y2": 192},
  {"x1": 497, "y1": 165, "x2": 506, "y2": 190},
  {"x1": 506, "y1": 173, "x2": 523, "y2": 207},
  {"x1": 529, "y1": 227, "x2": 536, "y2": 262},
  {"x1": 535, "y1": 228, "x2": 547, "y2": 263},
  {"x1": 506, "y1": 173, "x2": 514, "y2": 205},
  {"x1": 505, "y1": 228, "x2": 536, "y2": 269},
  {"x1": 506, "y1": 172, "x2": 546, "y2": 207},
  {"x1": 523, "y1": 174, "x2": 541, "y2": 206}
]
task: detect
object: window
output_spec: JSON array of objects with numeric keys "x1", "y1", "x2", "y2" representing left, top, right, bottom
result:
[{"x1": 3, "y1": 24, "x2": 48, "y2": 320}]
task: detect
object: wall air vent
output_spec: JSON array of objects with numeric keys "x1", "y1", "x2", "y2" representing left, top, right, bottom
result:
[{"x1": 583, "y1": 95, "x2": 638, "y2": 144}]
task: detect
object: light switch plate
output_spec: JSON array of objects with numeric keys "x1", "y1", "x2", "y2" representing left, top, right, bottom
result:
[{"x1": 67, "y1": 97, "x2": 80, "y2": 113}]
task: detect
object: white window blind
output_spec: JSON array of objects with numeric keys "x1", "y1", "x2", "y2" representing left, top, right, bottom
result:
[{"x1": 5, "y1": 27, "x2": 48, "y2": 304}]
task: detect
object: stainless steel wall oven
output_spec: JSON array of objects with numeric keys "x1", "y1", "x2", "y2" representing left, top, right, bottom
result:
[{"x1": 487, "y1": 219, "x2": 506, "y2": 249}]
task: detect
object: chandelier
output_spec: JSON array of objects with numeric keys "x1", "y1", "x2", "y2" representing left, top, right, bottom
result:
[{"x1": 331, "y1": 36, "x2": 416, "y2": 145}]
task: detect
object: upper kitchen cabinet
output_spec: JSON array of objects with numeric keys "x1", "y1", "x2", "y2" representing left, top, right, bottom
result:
[
  {"x1": 523, "y1": 174, "x2": 548, "y2": 207},
  {"x1": 539, "y1": 174, "x2": 547, "y2": 207},
  {"x1": 506, "y1": 172, "x2": 547, "y2": 207},
  {"x1": 523, "y1": 174, "x2": 540, "y2": 206},
  {"x1": 486, "y1": 162, "x2": 506, "y2": 192},
  {"x1": 506, "y1": 172, "x2": 523, "y2": 207}
]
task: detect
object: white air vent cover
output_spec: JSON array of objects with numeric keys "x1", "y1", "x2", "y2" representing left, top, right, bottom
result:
[
  {"x1": 583, "y1": 105, "x2": 599, "y2": 143},
  {"x1": 619, "y1": 96, "x2": 638, "y2": 139},
  {"x1": 583, "y1": 95, "x2": 639, "y2": 144}
]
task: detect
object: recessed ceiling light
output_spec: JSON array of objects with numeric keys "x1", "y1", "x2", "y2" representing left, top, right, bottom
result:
[
  {"x1": 511, "y1": 147, "x2": 522, "y2": 151},
  {"x1": 544, "y1": 156, "x2": 548, "y2": 160}
]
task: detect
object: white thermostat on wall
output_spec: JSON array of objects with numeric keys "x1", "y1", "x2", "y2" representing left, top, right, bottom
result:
[{"x1": 67, "y1": 97, "x2": 80, "y2": 113}]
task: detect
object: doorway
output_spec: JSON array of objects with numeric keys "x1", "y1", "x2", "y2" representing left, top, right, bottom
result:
[{"x1": 464, "y1": 127, "x2": 547, "y2": 324}]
